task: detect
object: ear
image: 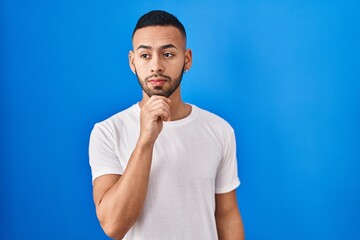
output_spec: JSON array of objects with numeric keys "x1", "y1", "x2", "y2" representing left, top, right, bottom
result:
[
  {"x1": 184, "y1": 49, "x2": 192, "y2": 71},
  {"x1": 129, "y1": 50, "x2": 136, "y2": 73}
]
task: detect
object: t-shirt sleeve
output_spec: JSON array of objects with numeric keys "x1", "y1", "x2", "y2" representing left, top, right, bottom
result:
[
  {"x1": 215, "y1": 128, "x2": 240, "y2": 194},
  {"x1": 89, "y1": 123, "x2": 124, "y2": 183}
]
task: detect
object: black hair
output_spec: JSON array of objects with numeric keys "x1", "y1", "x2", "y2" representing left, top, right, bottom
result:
[{"x1": 132, "y1": 10, "x2": 186, "y2": 39}]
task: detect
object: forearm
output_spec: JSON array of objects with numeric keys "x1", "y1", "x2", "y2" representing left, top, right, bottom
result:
[
  {"x1": 93, "y1": 96, "x2": 171, "y2": 239},
  {"x1": 216, "y1": 208, "x2": 244, "y2": 240},
  {"x1": 96, "y1": 139, "x2": 154, "y2": 238}
]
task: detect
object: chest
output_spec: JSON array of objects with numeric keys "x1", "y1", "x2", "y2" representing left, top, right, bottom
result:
[{"x1": 150, "y1": 127, "x2": 222, "y2": 186}]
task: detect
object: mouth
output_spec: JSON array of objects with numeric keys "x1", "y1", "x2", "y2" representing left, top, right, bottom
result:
[{"x1": 148, "y1": 78, "x2": 167, "y2": 86}]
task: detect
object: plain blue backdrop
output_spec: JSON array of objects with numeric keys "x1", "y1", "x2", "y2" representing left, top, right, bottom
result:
[{"x1": 1, "y1": 0, "x2": 359, "y2": 239}]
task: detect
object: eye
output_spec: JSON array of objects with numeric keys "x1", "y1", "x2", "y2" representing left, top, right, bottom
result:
[
  {"x1": 163, "y1": 52, "x2": 174, "y2": 58},
  {"x1": 140, "y1": 53, "x2": 150, "y2": 59}
]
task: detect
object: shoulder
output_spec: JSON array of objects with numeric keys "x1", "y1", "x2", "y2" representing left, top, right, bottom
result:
[
  {"x1": 192, "y1": 105, "x2": 234, "y2": 132},
  {"x1": 92, "y1": 104, "x2": 139, "y2": 135},
  {"x1": 190, "y1": 105, "x2": 236, "y2": 154}
]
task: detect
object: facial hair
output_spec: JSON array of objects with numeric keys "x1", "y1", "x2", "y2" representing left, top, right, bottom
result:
[{"x1": 135, "y1": 64, "x2": 185, "y2": 98}]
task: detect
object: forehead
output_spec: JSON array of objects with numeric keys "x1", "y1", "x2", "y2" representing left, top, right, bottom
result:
[{"x1": 132, "y1": 26, "x2": 186, "y2": 50}]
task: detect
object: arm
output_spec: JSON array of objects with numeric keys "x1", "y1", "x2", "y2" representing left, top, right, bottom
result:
[
  {"x1": 92, "y1": 96, "x2": 171, "y2": 239},
  {"x1": 215, "y1": 190, "x2": 245, "y2": 240}
]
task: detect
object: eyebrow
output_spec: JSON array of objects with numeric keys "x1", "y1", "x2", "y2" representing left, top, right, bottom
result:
[
  {"x1": 136, "y1": 44, "x2": 178, "y2": 51},
  {"x1": 160, "y1": 44, "x2": 177, "y2": 50}
]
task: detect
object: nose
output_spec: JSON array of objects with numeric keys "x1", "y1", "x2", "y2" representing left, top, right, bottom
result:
[{"x1": 150, "y1": 55, "x2": 164, "y2": 73}]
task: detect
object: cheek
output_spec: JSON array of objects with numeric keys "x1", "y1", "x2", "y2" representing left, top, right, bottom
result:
[
  {"x1": 169, "y1": 59, "x2": 185, "y2": 70},
  {"x1": 134, "y1": 59, "x2": 147, "y2": 69},
  {"x1": 135, "y1": 70, "x2": 147, "y2": 80},
  {"x1": 133, "y1": 61, "x2": 148, "y2": 74},
  {"x1": 174, "y1": 62, "x2": 185, "y2": 74}
]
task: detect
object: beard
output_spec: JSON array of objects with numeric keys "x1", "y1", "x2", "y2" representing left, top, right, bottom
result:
[{"x1": 135, "y1": 65, "x2": 185, "y2": 98}]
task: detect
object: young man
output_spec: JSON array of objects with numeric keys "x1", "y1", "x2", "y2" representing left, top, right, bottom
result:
[{"x1": 89, "y1": 10, "x2": 244, "y2": 240}]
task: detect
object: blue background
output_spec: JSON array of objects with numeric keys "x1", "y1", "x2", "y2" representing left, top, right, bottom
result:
[{"x1": 1, "y1": 0, "x2": 359, "y2": 239}]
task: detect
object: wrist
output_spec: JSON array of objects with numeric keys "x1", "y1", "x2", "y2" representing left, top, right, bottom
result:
[{"x1": 136, "y1": 136, "x2": 155, "y2": 150}]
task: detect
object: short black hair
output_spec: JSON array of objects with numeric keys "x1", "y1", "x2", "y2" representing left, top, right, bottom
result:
[{"x1": 132, "y1": 10, "x2": 186, "y2": 39}]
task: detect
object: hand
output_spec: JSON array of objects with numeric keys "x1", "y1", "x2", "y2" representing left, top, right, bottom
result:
[{"x1": 139, "y1": 96, "x2": 171, "y2": 144}]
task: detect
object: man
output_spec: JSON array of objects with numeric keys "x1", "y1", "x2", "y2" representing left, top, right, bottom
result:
[{"x1": 89, "y1": 10, "x2": 244, "y2": 240}]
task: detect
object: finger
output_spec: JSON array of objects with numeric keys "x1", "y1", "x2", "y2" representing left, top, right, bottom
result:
[
  {"x1": 143, "y1": 99, "x2": 171, "y2": 116},
  {"x1": 152, "y1": 101, "x2": 171, "y2": 115},
  {"x1": 150, "y1": 105, "x2": 170, "y2": 121},
  {"x1": 145, "y1": 95, "x2": 171, "y2": 105}
]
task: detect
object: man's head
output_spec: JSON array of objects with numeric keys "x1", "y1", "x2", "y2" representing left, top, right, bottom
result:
[
  {"x1": 129, "y1": 10, "x2": 192, "y2": 98},
  {"x1": 132, "y1": 10, "x2": 186, "y2": 42}
]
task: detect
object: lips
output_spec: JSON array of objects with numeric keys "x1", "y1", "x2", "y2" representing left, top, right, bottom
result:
[{"x1": 148, "y1": 78, "x2": 167, "y2": 86}]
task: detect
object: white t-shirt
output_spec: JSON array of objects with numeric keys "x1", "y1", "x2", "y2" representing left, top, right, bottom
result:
[{"x1": 89, "y1": 104, "x2": 240, "y2": 239}]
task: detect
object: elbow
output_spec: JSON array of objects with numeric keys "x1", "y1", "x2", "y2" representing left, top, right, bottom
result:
[
  {"x1": 98, "y1": 212, "x2": 137, "y2": 240},
  {"x1": 100, "y1": 220, "x2": 126, "y2": 240},
  {"x1": 96, "y1": 203, "x2": 139, "y2": 239}
]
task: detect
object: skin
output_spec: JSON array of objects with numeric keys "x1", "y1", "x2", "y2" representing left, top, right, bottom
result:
[{"x1": 92, "y1": 25, "x2": 245, "y2": 239}]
